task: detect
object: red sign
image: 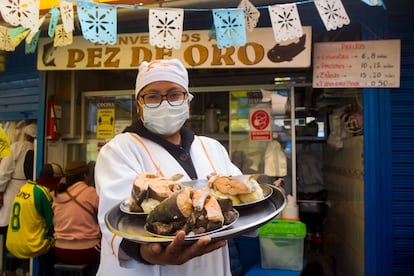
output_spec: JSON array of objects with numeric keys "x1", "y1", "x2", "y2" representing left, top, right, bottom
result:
[{"x1": 249, "y1": 108, "x2": 272, "y2": 141}]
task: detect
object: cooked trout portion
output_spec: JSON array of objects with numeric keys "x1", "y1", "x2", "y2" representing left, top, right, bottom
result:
[
  {"x1": 145, "y1": 187, "x2": 193, "y2": 235},
  {"x1": 146, "y1": 186, "x2": 237, "y2": 236},
  {"x1": 208, "y1": 174, "x2": 264, "y2": 205},
  {"x1": 130, "y1": 173, "x2": 185, "y2": 213}
]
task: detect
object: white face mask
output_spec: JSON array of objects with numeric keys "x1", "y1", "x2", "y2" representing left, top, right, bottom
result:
[{"x1": 141, "y1": 101, "x2": 189, "y2": 136}]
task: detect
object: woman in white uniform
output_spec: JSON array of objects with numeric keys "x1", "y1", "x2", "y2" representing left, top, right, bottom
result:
[
  {"x1": 0, "y1": 123, "x2": 36, "y2": 230},
  {"x1": 95, "y1": 59, "x2": 241, "y2": 276}
]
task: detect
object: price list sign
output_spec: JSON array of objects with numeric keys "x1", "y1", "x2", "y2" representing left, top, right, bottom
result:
[{"x1": 313, "y1": 40, "x2": 400, "y2": 88}]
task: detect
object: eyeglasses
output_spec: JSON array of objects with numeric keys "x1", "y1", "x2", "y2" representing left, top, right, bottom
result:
[{"x1": 139, "y1": 91, "x2": 188, "y2": 108}]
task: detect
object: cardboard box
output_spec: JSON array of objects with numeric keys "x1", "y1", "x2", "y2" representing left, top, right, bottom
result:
[{"x1": 258, "y1": 220, "x2": 306, "y2": 271}]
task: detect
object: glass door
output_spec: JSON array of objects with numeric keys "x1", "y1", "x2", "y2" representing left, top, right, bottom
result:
[{"x1": 82, "y1": 90, "x2": 135, "y2": 164}]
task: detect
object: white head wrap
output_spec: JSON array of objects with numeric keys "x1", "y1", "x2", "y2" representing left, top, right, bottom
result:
[
  {"x1": 23, "y1": 123, "x2": 37, "y2": 138},
  {"x1": 135, "y1": 59, "x2": 193, "y2": 100}
]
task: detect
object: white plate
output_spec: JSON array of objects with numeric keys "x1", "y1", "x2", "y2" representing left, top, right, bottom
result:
[
  {"x1": 144, "y1": 209, "x2": 239, "y2": 240},
  {"x1": 181, "y1": 180, "x2": 273, "y2": 208},
  {"x1": 119, "y1": 199, "x2": 149, "y2": 216},
  {"x1": 233, "y1": 184, "x2": 273, "y2": 208}
]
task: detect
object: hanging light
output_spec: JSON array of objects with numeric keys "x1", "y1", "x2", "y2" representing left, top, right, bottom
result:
[{"x1": 360, "y1": 0, "x2": 384, "y2": 7}]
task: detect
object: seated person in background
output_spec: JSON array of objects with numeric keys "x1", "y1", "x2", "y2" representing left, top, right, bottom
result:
[
  {"x1": 6, "y1": 162, "x2": 64, "y2": 275},
  {"x1": 52, "y1": 160, "x2": 101, "y2": 273}
]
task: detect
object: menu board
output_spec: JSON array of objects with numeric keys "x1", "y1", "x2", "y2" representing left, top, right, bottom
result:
[{"x1": 313, "y1": 40, "x2": 400, "y2": 88}]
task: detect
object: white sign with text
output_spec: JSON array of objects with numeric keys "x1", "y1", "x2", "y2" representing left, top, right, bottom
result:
[{"x1": 313, "y1": 40, "x2": 400, "y2": 88}]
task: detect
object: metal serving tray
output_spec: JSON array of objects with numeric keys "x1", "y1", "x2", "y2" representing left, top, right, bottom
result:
[{"x1": 104, "y1": 183, "x2": 286, "y2": 244}]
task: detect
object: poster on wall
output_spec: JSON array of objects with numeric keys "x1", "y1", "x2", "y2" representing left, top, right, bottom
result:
[
  {"x1": 0, "y1": 127, "x2": 11, "y2": 158},
  {"x1": 96, "y1": 100, "x2": 115, "y2": 138},
  {"x1": 249, "y1": 107, "x2": 272, "y2": 141},
  {"x1": 313, "y1": 39, "x2": 400, "y2": 88},
  {"x1": 37, "y1": 27, "x2": 312, "y2": 70}
]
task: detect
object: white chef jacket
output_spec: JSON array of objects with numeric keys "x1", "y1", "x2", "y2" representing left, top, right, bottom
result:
[
  {"x1": 95, "y1": 132, "x2": 241, "y2": 276},
  {"x1": 0, "y1": 140, "x2": 34, "y2": 226}
]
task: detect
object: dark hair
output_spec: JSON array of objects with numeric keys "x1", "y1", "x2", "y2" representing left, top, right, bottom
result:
[
  {"x1": 55, "y1": 182, "x2": 69, "y2": 194},
  {"x1": 24, "y1": 134, "x2": 35, "y2": 143},
  {"x1": 55, "y1": 171, "x2": 88, "y2": 194},
  {"x1": 66, "y1": 173, "x2": 87, "y2": 186}
]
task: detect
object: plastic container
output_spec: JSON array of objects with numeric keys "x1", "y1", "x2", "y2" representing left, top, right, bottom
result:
[
  {"x1": 258, "y1": 220, "x2": 306, "y2": 271},
  {"x1": 205, "y1": 105, "x2": 219, "y2": 133},
  {"x1": 281, "y1": 194, "x2": 299, "y2": 220}
]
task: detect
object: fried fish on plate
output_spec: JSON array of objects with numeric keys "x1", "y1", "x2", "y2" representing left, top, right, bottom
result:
[
  {"x1": 145, "y1": 186, "x2": 238, "y2": 236},
  {"x1": 130, "y1": 172, "x2": 185, "y2": 213},
  {"x1": 207, "y1": 174, "x2": 264, "y2": 205}
]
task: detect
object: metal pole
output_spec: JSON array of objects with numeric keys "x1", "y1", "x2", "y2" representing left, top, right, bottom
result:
[{"x1": 290, "y1": 86, "x2": 296, "y2": 201}]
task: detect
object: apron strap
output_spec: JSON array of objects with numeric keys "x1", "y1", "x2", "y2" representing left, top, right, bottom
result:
[
  {"x1": 129, "y1": 133, "x2": 164, "y2": 177},
  {"x1": 110, "y1": 234, "x2": 116, "y2": 256},
  {"x1": 195, "y1": 135, "x2": 217, "y2": 174}
]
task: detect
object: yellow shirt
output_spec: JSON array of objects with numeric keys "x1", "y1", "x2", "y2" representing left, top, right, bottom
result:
[{"x1": 6, "y1": 181, "x2": 54, "y2": 258}]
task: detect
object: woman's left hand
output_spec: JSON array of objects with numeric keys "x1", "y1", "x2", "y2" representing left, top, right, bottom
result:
[{"x1": 139, "y1": 230, "x2": 227, "y2": 265}]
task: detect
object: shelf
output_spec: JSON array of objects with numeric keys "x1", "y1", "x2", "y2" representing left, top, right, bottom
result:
[
  {"x1": 297, "y1": 136, "x2": 326, "y2": 142},
  {"x1": 200, "y1": 132, "x2": 229, "y2": 141},
  {"x1": 294, "y1": 106, "x2": 318, "y2": 112},
  {"x1": 230, "y1": 130, "x2": 325, "y2": 143}
]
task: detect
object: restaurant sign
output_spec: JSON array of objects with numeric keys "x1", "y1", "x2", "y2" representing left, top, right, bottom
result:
[{"x1": 37, "y1": 27, "x2": 311, "y2": 70}]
